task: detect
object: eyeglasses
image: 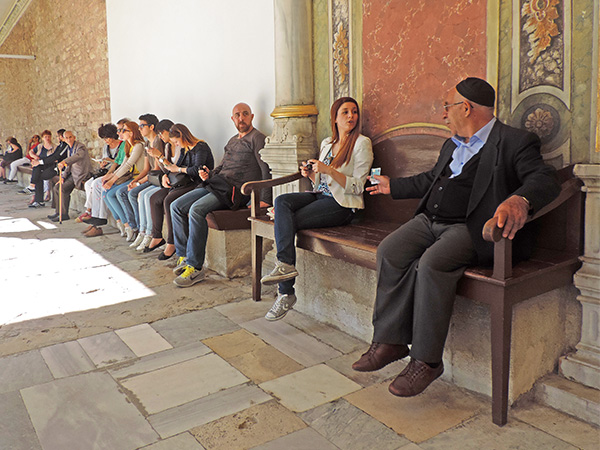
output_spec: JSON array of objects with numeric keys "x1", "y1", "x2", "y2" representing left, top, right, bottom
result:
[
  {"x1": 122, "y1": 129, "x2": 132, "y2": 133},
  {"x1": 442, "y1": 101, "x2": 464, "y2": 111},
  {"x1": 139, "y1": 124, "x2": 148, "y2": 128},
  {"x1": 117, "y1": 128, "x2": 125, "y2": 133}
]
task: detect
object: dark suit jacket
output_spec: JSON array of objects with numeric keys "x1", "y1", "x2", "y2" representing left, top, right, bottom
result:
[{"x1": 389, "y1": 120, "x2": 561, "y2": 265}]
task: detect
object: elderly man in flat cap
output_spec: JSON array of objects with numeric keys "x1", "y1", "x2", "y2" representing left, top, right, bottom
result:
[{"x1": 352, "y1": 77, "x2": 560, "y2": 396}]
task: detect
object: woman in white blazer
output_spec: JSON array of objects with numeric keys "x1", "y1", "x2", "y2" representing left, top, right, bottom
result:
[{"x1": 261, "y1": 97, "x2": 374, "y2": 321}]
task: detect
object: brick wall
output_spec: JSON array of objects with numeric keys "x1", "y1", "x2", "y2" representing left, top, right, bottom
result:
[{"x1": 0, "y1": 0, "x2": 110, "y2": 156}]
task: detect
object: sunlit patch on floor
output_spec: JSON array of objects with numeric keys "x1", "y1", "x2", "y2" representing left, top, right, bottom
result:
[
  {"x1": 0, "y1": 237, "x2": 155, "y2": 325},
  {"x1": 37, "y1": 221, "x2": 57, "y2": 230},
  {"x1": 0, "y1": 217, "x2": 40, "y2": 233}
]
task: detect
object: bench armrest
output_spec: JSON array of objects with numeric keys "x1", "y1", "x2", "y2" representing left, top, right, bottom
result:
[
  {"x1": 242, "y1": 172, "x2": 303, "y2": 218},
  {"x1": 482, "y1": 176, "x2": 583, "y2": 280}
]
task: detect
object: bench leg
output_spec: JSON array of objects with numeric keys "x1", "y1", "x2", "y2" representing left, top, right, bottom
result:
[
  {"x1": 251, "y1": 229, "x2": 263, "y2": 302},
  {"x1": 490, "y1": 300, "x2": 512, "y2": 426}
]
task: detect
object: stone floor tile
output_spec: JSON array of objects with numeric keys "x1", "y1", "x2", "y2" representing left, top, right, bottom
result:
[
  {"x1": 115, "y1": 323, "x2": 173, "y2": 357},
  {"x1": 344, "y1": 379, "x2": 487, "y2": 443},
  {"x1": 151, "y1": 309, "x2": 240, "y2": 347},
  {"x1": 78, "y1": 331, "x2": 136, "y2": 367},
  {"x1": 326, "y1": 348, "x2": 409, "y2": 387},
  {"x1": 418, "y1": 414, "x2": 579, "y2": 450},
  {"x1": 286, "y1": 310, "x2": 366, "y2": 354},
  {"x1": 148, "y1": 384, "x2": 272, "y2": 438},
  {"x1": 120, "y1": 353, "x2": 248, "y2": 415},
  {"x1": 241, "y1": 318, "x2": 341, "y2": 366},
  {"x1": 249, "y1": 427, "x2": 339, "y2": 450},
  {"x1": 215, "y1": 299, "x2": 273, "y2": 324},
  {"x1": 109, "y1": 342, "x2": 211, "y2": 380},
  {"x1": 191, "y1": 400, "x2": 306, "y2": 450},
  {"x1": 21, "y1": 372, "x2": 158, "y2": 450},
  {"x1": 0, "y1": 350, "x2": 53, "y2": 394},
  {"x1": 512, "y1": 401, "x2": 600, "y2": 450},
  {"x1": 259, "y1": 364, "x2": 361, "y2": 413},
  {"x1": 300, "y1": 398, "x2": 410, "y2": 450},
  {"x1": 228, "y1": 344, "x2": 305, "y2": 384},
  {"x1": 140, "y1": 433, "x2": 205, "y2": 449},
  {"x1": 202, "y1": 329, "x2": 267, "y2": 359},
  {"x1": 398, "y1": 444, "x2": 425, "y2": 450},
  {"x1": 0, "y1": 391, "x2": 42, "y2": 450},
  {"x1": 40, "y1": 340, "x2": 96, "y2": 378}
]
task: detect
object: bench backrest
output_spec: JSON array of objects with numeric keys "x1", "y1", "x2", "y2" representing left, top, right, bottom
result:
[{"x1": 363, "y1": 133, "x2": 446, "y2": 224}]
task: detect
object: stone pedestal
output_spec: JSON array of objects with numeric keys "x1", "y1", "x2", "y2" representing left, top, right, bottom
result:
[{"x1": 560, "y1": 164, "x2": 600, "y2": 389}]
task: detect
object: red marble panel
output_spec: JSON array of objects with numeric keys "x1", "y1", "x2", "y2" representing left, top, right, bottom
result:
[{"x1": 362, "y1": 0, "x2": 487, "y2": 137}]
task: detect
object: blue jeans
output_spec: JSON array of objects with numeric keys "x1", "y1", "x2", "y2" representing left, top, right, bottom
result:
[
  {"x1": 116, "y1": 183, "x2": 138, "y2": 229},
  {"x1": 274, "y1": 192, "x2": 354, "y2": 295},
  {"x1": 103, "y1": 182, "x2": 129, "y2": 223},
  {"x1": 127, "y1": 181, "x2": 150, "y2": 229},
  {"x1": 138, "y1": 185, "x2": 161, "y2": 234},
  {"x1": 171, "y1": 188, "x2": 226, "y2": 270}
]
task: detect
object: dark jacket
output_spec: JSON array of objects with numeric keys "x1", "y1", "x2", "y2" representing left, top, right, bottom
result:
[
  {"x1": 176, "y1": 141, "x2": 214, "y2": 184},
  {"x1": 389, "y1": 120, "x2": 560, "y2": 265}
]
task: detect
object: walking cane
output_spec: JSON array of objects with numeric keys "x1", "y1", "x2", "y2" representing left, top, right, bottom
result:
[{"x1": 58, "y1": 164, "x2": 63, "y2": 224}]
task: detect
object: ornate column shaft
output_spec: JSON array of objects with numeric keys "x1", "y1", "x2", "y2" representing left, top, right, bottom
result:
[
  {"x1": 560, "y1": 164, "x2": 600, "y2": 389},
  {"x1": 260, "y1": 0, "x2": 318, "y2": 196}
]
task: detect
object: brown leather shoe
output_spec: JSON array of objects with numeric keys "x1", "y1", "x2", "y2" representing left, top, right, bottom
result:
[
  {"x1": 81, "y1": 224, "x2": 94, "y2": 234},
  {"x1": 84, "y1": 226, "x2": 103, "y2": 238},
  {"x1": 388, "y1": 358, "x2": 443, "y2": 397},
  {"x1": 352, "y1": 342, "x2": 409, "y2": 372}
]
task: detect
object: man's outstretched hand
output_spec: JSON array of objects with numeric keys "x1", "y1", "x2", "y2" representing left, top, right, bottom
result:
[
  {"x1": 366, "y1": 175, "x2": 391, "y2": 195},
  {"x1": 493, "y1": 195, "x2": 530, "y2": 240}
]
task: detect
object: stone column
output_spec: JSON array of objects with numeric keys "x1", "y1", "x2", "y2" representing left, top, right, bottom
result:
[
  {"x1": 260, "y1": 0, "x2": 318, "y2": 196},
  {"x1": 560, "y1": 164, "x2": 600, "y2": 389}
]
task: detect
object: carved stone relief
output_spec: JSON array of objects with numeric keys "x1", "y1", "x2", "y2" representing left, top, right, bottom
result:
[{"x1": 330, "y1": 0, "x2": 350, "y2": 101}]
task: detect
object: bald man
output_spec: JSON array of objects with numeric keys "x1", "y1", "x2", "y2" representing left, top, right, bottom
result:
[
  {"x1": 48, "y1": 130, "x2": 92, "y2": 222},
  {"x1": 352, "y1": 77, "x2": 560, "y2": 397},
  {"x1": 170, "y1": 103, "x2": 271, "y2": 287}
]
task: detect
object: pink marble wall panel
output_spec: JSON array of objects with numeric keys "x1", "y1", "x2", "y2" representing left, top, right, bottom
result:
[{"x1": 362, "y1": 0, "x2": 487, "y2": 137}]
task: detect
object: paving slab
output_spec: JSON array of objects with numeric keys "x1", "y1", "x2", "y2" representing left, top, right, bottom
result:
[
  {"x1": 78, "y1": 331, "x2": 136, "y2": 367},
  {"x1": 259, "y1": 364, "x2": 361, "y2": 413},
  {"x1": 109, "y1": 342, "x2": 211, "y2": 380},
  {"x1": 345, "y1": 378, "x2": 487, "y2": 443},
  {"x1": 120, "y1": 353, "x2": 248, "y2": 415},
  {"x1": 300, "y1": 398, "x2": 410, "y2": 449},
  {"x1": 40, "y1": 340, "x2": 96, "y2": 378},
  {"x1": 228, "y1": 344, "x2": 305, "y2": 384},
  {"x1": 202, "y1": 329, "x2": 268, "y2": 359},
  {"x1": 249, "y1": 427, "x2": 339, "y2": 450},
  {"x1": 191, "y1": 400, "x2": 306, "y2": 450},
  {"x1": 20, "y1": 371, "x2": 158, "y2": 450},
  {"x1": 0, "y1": 391, "x2": 42, "y2": 450},
  {"x1": 242, "y1": 318, "x2": 341, "y2": 366},
  {"x1": 215, "y1": 299, "x2": 273, "y2": 324},
  {"x1": 151, "y1": 309, "x2": 240, "y2": 347},
  {"x1": 0, "y1": 349, "x2": 53, "y2": 394},
  {"x1": 115, "y1": 323, "x2": 173, "y2": 357},
  {"x1": 512, "y1": 401, "x2": 600, "y2": 450},
  {"x1": 148, "y1": 384, "x2": 272, "y2": 438},
  {"x1": 418, "y1": 413, "x2": 579, "y2": 450},
  {"x1": 326, "y1": 348, "x2": 409, "y2": 387},
  {"x1": 286, "y1": 310, "x2": 366, "y2": 354},
  {"x1": 140, "y1": 433, "x2": 205, "y2": 450}
]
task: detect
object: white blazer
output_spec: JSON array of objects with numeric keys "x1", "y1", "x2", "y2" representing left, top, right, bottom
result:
[{"x1": 313, "y1": 134, "x2": 373, "y2": 209}]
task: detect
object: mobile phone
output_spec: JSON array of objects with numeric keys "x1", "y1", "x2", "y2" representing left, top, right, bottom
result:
[{"x1": 370, "y1": 167, "x2": 381, "y2": 184}]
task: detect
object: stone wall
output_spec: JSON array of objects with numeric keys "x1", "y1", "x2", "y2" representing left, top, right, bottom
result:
[{"x1": 0, "y1": 0, "x2": 110, "y2": 156}]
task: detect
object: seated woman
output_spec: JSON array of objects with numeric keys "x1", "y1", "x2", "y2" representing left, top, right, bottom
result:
[
  {"x1": 29, "y1": 130, "x2": 56, "y2": 208},
  {"x1": 101, "y1": 121, "x2": 145, "y2": 239},
  {"x1": 260, "y1": 97, "x2": 373, "y2": 321},
  {"x1": 77, "y1": 123, "x2": 122, "y2": 224},
  {"x1": 133, "y1": 119, "x2": 175, "y2": 251},
  {"x1": 145, "y1": 123, "x2": 214, "y2": 259},
  {"x1": 0, "y1": 137, "x2": 23, "y2": 182}
]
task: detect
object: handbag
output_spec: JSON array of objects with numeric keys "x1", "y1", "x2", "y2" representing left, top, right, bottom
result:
[
  {"x1": 204, "y1": 173, "x2": 248, "y2": 210},
  {"x1": 92, "y1": 167, "x2": 109, "y2": 179},
  {"x1": 167, "y1": 171, "x2": 192, "y2": 188},
  {"x1": 148, "y1": 170, "x2": 163, "y2": 187}
]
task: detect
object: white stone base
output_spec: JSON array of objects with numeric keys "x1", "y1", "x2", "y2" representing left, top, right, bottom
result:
[{"x1": 294, "y1": 249, "x2": 582, "y2": 402}]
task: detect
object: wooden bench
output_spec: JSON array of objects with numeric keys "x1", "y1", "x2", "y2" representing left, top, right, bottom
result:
[{"x1": 242, "y1": 133, "x2": 584, "y2": 426}]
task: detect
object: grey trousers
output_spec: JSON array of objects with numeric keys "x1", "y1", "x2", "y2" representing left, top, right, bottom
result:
[{"x1": 372, "y1": 213, "x2": 477, "y2": 363}]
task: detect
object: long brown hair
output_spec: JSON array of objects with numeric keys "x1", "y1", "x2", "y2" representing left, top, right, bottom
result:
[
  {"x1": 329, "y1": 97, "x2": 360, "y2": 168},
  {"x1": 169, "y1": 123, "x2": 203, "y2": 151},
  {"x1": 124, "y1": 121, "x2": 144, "y2": 156}
]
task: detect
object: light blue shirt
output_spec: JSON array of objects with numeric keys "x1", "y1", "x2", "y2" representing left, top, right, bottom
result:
[{"x1": 448, "y1": 118, "x2": 496, "y2": 178}]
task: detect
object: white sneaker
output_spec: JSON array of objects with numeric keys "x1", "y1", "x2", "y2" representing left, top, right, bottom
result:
[
  {"x1": 125, "y1": 227, "x2": 137, "y2": 242},
  {"x1": 265, "y1": 293, "x2": 297, "y2": 321},
  {"x1": 130, "y1": 232, "x2": 144, "y2": 248},
  {"x1": 173, "y1": 265, "x2": 206, "y2": 287},
  {"x1": 137, "y1": 234, "x2": 152, "y2": 251},
  {"x1": 116, "y1": 221, "x2": 125, "y2": 236},
  {"x1": 260, "y1": 260, "x2": 299, "y2": 285}
]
